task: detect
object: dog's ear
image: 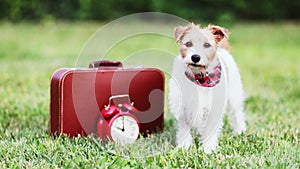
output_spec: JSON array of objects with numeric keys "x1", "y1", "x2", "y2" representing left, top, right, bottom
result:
[
  {"x1": 209, "y1": 25, "x2": 229, "y2": 43},
  {"x1": 174, "y1": 26, "x2": 185, "y2": 43}
]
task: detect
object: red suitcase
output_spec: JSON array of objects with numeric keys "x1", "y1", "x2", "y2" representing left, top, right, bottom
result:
[{"x1": 50, "y1": 60, "x2": 164, "y2": 139}]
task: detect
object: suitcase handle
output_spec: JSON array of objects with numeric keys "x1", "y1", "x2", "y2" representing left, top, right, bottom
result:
[
  {"x1": 105, "y1": 94, "x2": 134, "y2": 109},
  {"x1": 89, "y1": 60, "x2": 123, "y2": 68}
]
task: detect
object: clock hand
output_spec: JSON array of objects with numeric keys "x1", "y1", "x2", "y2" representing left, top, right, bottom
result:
[
  {"x1": 115, "y1": 126, "x2": 124, "y2": 131},
  {"x1": 122, "y1": 116, "x2": 125, "y2": 131}
]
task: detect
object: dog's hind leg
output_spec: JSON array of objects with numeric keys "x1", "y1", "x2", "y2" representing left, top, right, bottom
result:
[
  {"x1": 227, "y1": 68, "x2": 246, "y2": 134},
  {"x1": 228, "y1": 100, "x2": 246, "y2": 134}
]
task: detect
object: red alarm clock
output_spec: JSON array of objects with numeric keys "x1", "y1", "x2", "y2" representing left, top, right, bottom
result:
[{"x1": 97, "y1": 95, "x2": 140, "y2": 145}]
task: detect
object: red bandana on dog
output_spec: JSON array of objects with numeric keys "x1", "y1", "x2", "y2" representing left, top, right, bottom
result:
[{"x1": 185, "y1": 62, "x2": 222, "y2": 87}]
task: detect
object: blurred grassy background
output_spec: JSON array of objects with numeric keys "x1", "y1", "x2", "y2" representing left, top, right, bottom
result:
[{"x1": 0, "y1": 21, "x2": 300, "y2": 167}]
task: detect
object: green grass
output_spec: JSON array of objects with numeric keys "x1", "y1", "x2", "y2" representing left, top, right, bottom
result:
[{"x1": 0, "y1": 21, "x2": 300, "y2": 168}]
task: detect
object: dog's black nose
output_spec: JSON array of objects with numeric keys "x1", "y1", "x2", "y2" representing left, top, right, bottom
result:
[{"x1": 191, "y1": 54, "x2": 201, "y2": 63}]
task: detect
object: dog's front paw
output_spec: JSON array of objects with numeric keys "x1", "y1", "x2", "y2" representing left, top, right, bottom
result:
[
  {"x1": 176, "y1": 142, "x2": 192, "y2": 149},
  {"x1": 203, "y1": 141, "x2": 217, "y2": 154},
  {"x1": 233, "y1": 121, "x2": 246, "y2": 135},
  {"x1": 176, "y1": 136, "x2": 193, "y2": 149}
]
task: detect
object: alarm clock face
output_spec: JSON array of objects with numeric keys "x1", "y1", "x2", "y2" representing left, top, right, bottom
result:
[{"x1": 110, "y1": 115, "x2": 139, "y2": 145}]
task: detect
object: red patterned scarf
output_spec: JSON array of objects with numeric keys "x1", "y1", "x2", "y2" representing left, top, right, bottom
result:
[{"x1": 185, "y1": 62, "x2": 222, "y2": 87}]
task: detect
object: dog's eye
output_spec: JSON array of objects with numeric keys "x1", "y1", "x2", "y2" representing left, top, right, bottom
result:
[
  {"x1": 204, "y1": 43, "x2": 211, "y2": 48},
  {"x1": 185, "y1": 42, "x2": 193, "y2": 47}
]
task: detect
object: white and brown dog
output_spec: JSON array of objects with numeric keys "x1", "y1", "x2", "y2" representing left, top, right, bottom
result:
[{"x1": 168, "y1": 23, "x2": 246, "y2": 153}]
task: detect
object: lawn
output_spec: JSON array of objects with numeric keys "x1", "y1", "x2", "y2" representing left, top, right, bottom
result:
[{"x1": 0, "y1": 21, "x2": 299, "y2": 168}]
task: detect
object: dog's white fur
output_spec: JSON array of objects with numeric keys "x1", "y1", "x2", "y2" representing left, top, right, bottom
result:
[{"x1": 169, "y1": 23, "x2": 246, "y2": 153}]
